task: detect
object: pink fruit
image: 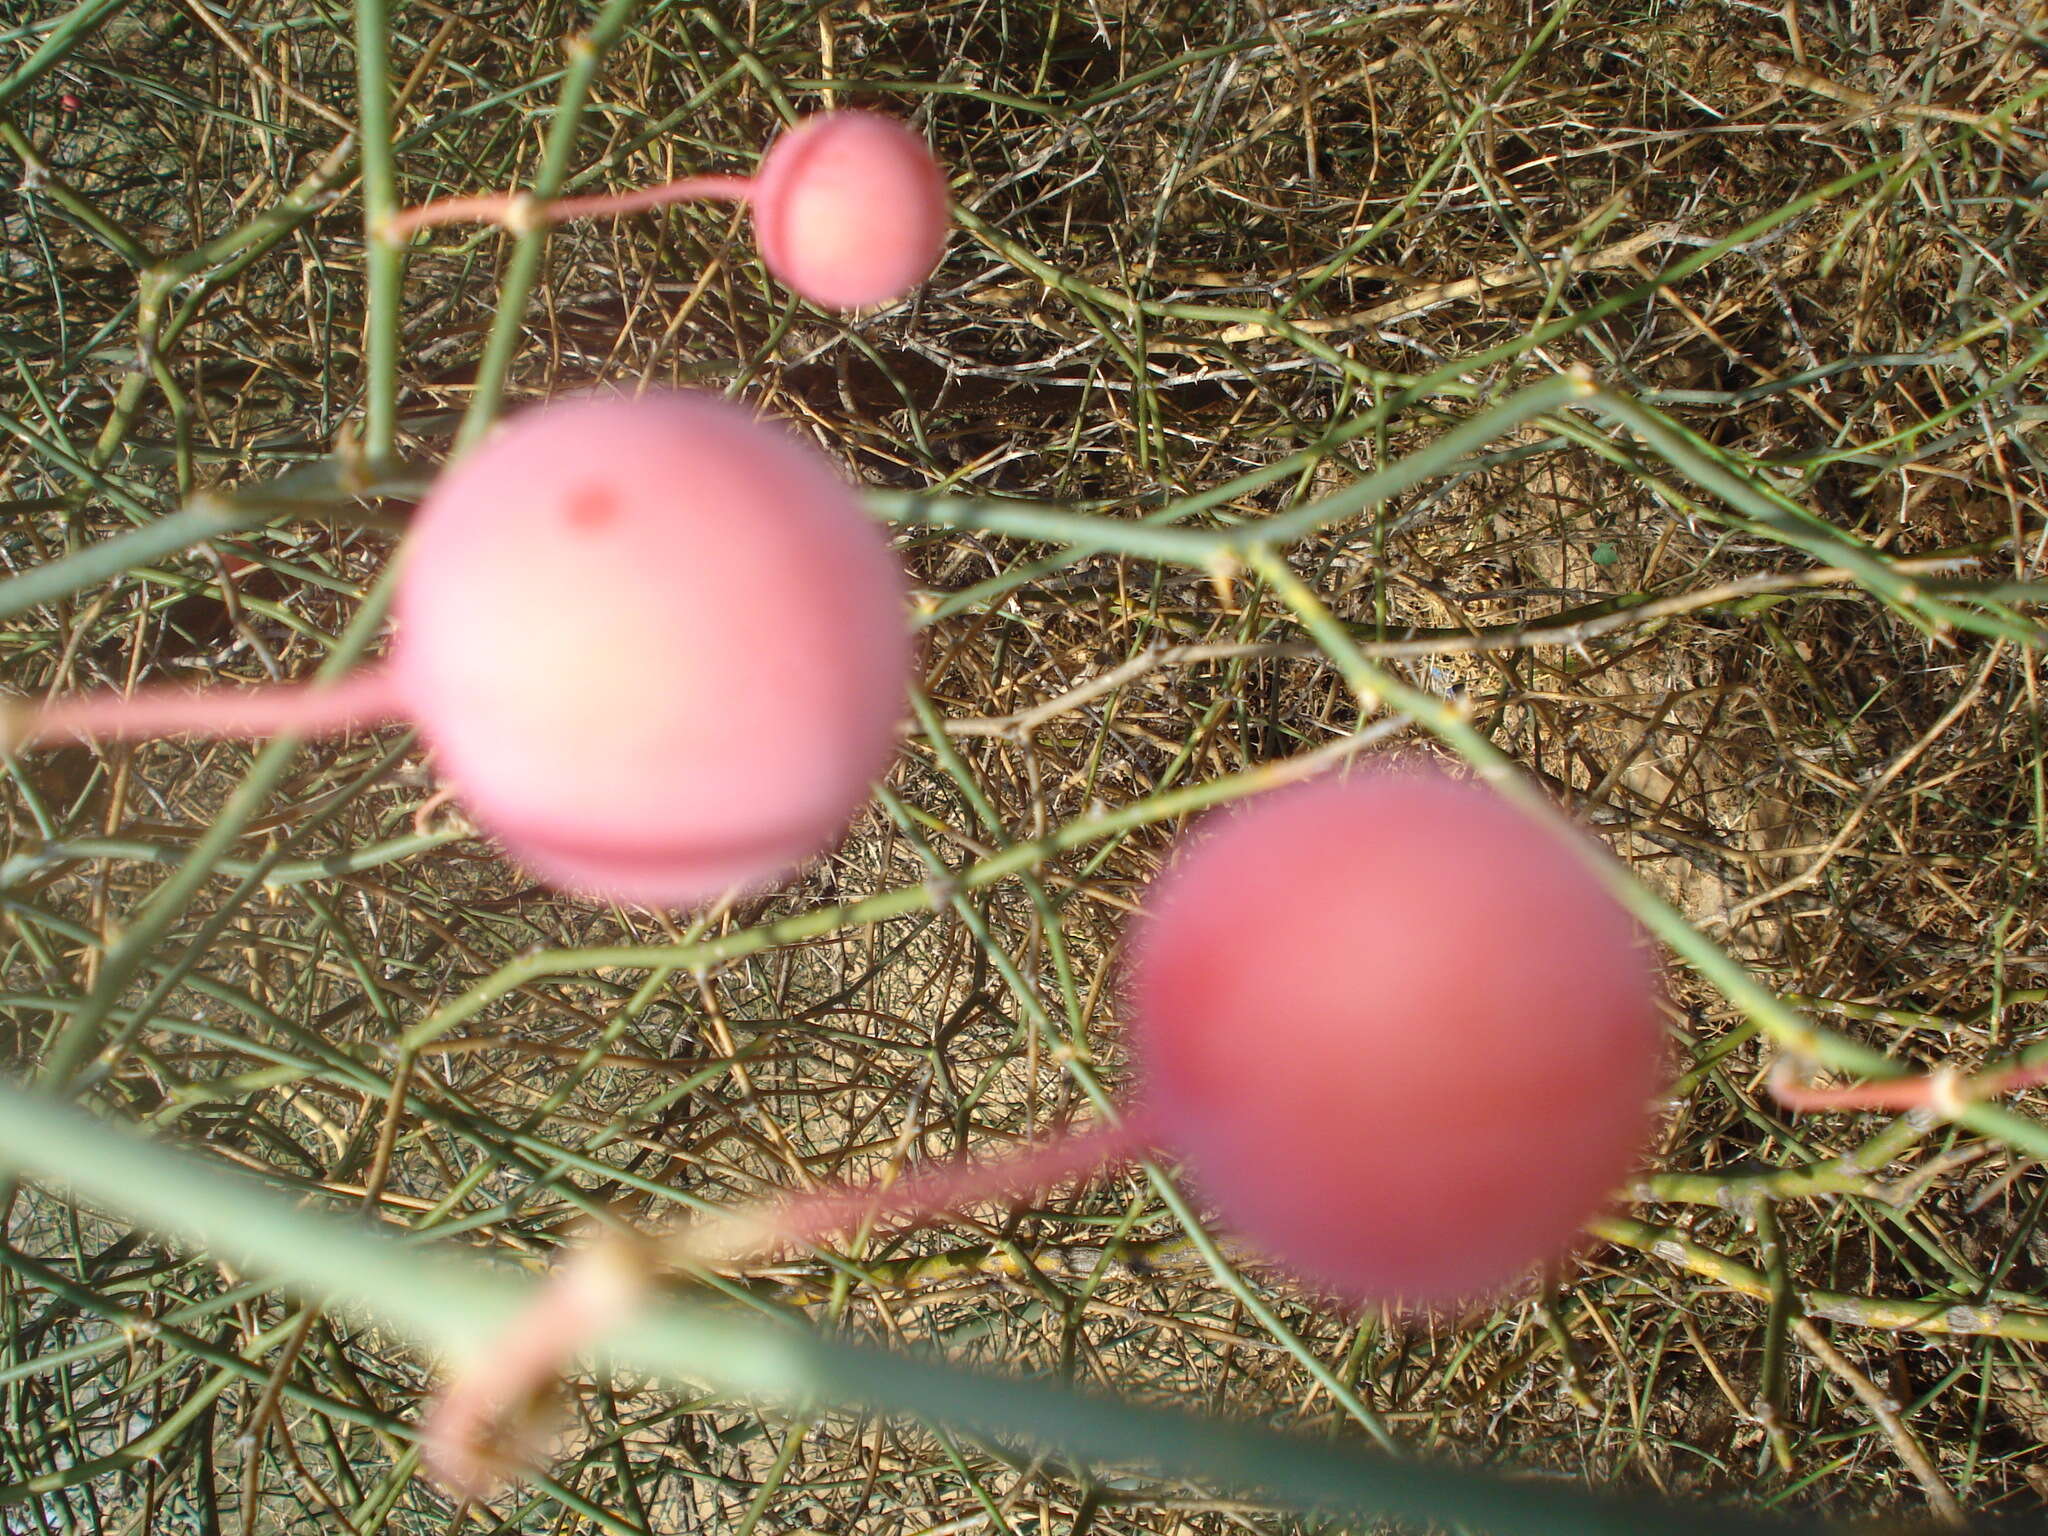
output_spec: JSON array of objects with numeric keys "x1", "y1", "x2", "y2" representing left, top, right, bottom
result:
[
  {"x1": 389, "y1": 392, "x2": 911, "y2": 903},
  {"x1": 11, "y1": 392, "x2": 913, "y2": 908},
  {"x1": 750, "y1": 111, "x2": 949, "y2": 311},
  {"x1": 1128, "y1": 768, "x2": 1664, "y2": 1307},
  {"x1": 387, "y1": 110, "x2": 950, "y2": 313}
]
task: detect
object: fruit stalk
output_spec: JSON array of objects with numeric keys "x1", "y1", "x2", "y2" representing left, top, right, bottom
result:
[
  {"x1": 385, "y1": 175, "x2": 753, "y2": 238},
  {"x1": 2, "y1": 669, "x2": 403, "y2": 754},
  {"x1": 421, "y1": 1114, "x2": 1152, "y2": 1495}
]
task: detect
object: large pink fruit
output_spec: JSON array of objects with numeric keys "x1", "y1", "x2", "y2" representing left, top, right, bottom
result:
[
  {"x1": 751, "y1": 111, "x2": 949, "y2": 310},
  {"x1": 1128, "y1": 768, "x2": 1664, "y2": 1307},
  {"x1": 390, "y1": 391, "x2": 911, "y2": 905}
]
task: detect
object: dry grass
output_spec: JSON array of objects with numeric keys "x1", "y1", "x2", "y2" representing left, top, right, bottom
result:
[{"x1": 5, "y1": 0, "x2": 2048, "y2": 1530}]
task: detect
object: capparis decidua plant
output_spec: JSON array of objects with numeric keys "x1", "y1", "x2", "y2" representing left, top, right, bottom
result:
[{"x1": 6, "y1": 4, "x2": 2048, "y2": 1533}]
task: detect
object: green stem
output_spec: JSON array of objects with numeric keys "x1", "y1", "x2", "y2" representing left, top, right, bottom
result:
[
  {"x1": 0, "y1": 461, "x2": 425, "y2": 622},
  {"x1": 1585, "y1": 389, "x2": 2043, "y2": 647},
  {"x1": 0, "y1": 824, "x2": 466, "y2": 892},
  {"x1": 0, "y1": 0, "x2": 130, "y2": 113},
  {"x1": 355, "y1": 0, "x2": 400, "y2": 464},
  {"x1": 455, "y1": 0, "x2": 644, "y2": 450},
  {"x1": 1754, "y1": 1200, "x2": 1797, "y2": 1472},
  {"x1": 873, "y1": 375, "x2": 1587, "y2": 563},
  {"x1": 1596, "y1": 1214, "x2": 2048, "y2": 1343},
  {"x1": 399, "y1": 735, "x2": 1363, "y2": 1051},
  {"x1": 0, "y1": 1085, "x2": 1819, "y2": 1536}
]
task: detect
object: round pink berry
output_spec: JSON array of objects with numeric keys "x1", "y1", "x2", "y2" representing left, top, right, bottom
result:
[
  {"x1": 751, "y1": 111, "x2": 949, "y2": 310},
  {"x1": 1128, "y1": 768, "x2": 1664, "y2": 1307},
  {"x1": 391, "y1": 391, "x2": 912, "y2": 906}
]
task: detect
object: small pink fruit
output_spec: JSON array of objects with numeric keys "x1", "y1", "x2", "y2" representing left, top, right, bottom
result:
[
  {"x1": 386, "y1": 110, "x2": 950, "y2": 313},
  {"x1": 1128, "y1": 768, "x2": 1664, "y2": 1307},
  {"x1": 750, "y1": 111, "x2": 949, "y2": 311},
  {"x1": 390, "y1": 392, "x2": 911, "y2": 904}
]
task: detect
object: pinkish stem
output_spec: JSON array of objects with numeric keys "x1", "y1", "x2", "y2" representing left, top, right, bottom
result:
[
  {"x1": 387, "y1": 174, "x2": 754, "y2": 239},
  {"x1": 6, "y1": 668, "x2": 404, "y2": 753},
  {"x1": 1771, "y1": 1059, "x2": 2048, "y2": 1114},
  {"x1": 419, "y1": 1113, "x2": 1158, "y2": 1495},
  {"x1": 421, "y1": 1236, "x2": 653, "y2": 1499},
  {"x1": 1770, "y1": 1077, "x2": 1942, "y2": 1112},
  {"x1": 544, "y1": 175, "x2": 753, "y2": 221},
  {"x1": 764, "y1": 1111, "x2": 1159, "y2": 1252}
]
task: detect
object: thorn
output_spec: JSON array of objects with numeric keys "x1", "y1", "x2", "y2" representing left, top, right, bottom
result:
[
  {"x1": 501, "y1": 193, "x2": 543, "y2": 235},
  {"x1": 0, "y1": 696, "x2": 26, "y2": 757},
  {"x1": 1205, "y1": 550, "x2": 1242, "y2": 610}
]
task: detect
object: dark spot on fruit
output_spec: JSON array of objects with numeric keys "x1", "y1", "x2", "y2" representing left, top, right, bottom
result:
[{"x1": 565, "y1": 485, "x2": 618, "y2": 532}]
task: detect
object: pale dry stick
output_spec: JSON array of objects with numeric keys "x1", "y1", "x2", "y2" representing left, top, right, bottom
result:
[
  {"x1": 1789, "y1": 1316, "x2": 1967, "y2": 1526},
  {"x1": 940, "y1": 641, "x2": 1270, "y2": 738},
  {"x1": 816, "y1": 8, "x2": 836, "y2": 106},
  {"x1": 1879, "y1": 1144, "x2": 2005, "y2": 1212},
  {"x1": 1185, "y1": 48, "x2": 1419, "y2": 186},
  {"x1": 1754, "y1": 58, "x2": 2016, "y2": 131},
  {"x1": 686, "y1": 963, "x2": 817, "y2": 1208},
  {"x1": 998, "y1": 554, "x2": 1995, "y2": 667},
  {"x1": 1187, "y1": 54, "x2": 1392, "y2": 185},
  {"x1": 414, "y1": 1037, "x2": 748, "y2": 1078},
  {"x1": 388, "y1": 12, "x2": 459, "y2": 118},
  {"x1": 1246, "y1": 0, "x2": 1320, "y2": 190},
  {"x1": 1355, "y1": 556, "x2": 1997, "y2": 660},
  {"x1": 1212, "y1": 222, "x2": 1686, "y2": 341},
  {"x1": 269, "y1": 1397, "x2": 366, "y2": 1536},
  {"x1": 1677, "y1": 1310, "x2": 1766, "y2": 1441},
  {"x1": 235, "y1": 1307, "x2": 323, "y2": 1535},
  {"x1": 243, "y1": 1021, "x2": 419, "y2": 1527},
  {"x1": 953, "y1": 577, "x2": 1899, "y2": 746},
  {"x1": 175, "y1": 0, "x2": 358, "y2": 132}
]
